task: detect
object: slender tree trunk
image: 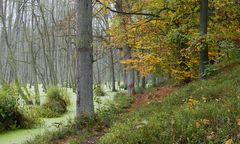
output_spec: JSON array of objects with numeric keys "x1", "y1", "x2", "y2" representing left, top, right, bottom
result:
[
  {"x1": 110, "y1": 48, "x2": 116, "y2": 91},
  {"x1": 199, "y1": 0, "x2": 209, "y2": 79},
  {"x1": 75, "y1": 0, "x2": 94, "y2": 118},
  {"x1": 136, "y1": 71, "x2": 140, "y2": 89},
  {"x1": 141, "y1": 76, "x2": 146, "y2": 90},
  {"x1": 123, "y1": 64, "x2": 127, "y2": 90}
]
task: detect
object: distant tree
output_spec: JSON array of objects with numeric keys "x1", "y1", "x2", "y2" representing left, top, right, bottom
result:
[
  {"x1": 199, "y1": 0, "x2": 209, "y2": 79},
  {"x1": 115, "y1": 0, "x2": 135, "y2": 95}
]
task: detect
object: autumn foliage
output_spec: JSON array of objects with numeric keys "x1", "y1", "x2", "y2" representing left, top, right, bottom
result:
[{"x1": 103, "y1": 0, "x2": 240, "y2": 82}]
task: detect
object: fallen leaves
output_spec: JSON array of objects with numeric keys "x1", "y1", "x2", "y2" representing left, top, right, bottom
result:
[
  {"x1": 195, "y1": 119, "x2": 210, "y2": 128},
  {"x1": 202, "y1": 119, "x2": 210, "y2": 126},
  {"x1": 237, "y1": 118, "x2": 240, "y2": 126},
  {"x1": 225, "y1": 138, "x2": 233, "y2": 144},
  {"x1": 195, "y1": 121, "x2": 201, "y2": 128},
  {"x1": 207, "y1": 131, "x2": 215, "y2": 140}
]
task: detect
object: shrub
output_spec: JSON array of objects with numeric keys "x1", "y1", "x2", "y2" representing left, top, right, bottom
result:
[
  {"x1": 113, "y1": 92, "x2": 133, "y2": 110},
  {"x1": 0, "y1": 85, "x2": 40, "y2": 132},
  {"x1": 94, "y1": 84, "x2": 105, "y2": 96},
  {"x1": 97, "y1": 92, "x2": 133, "y2": 127},
  {"x1": 42, "y1": 86, "x2": 70, "y2": 117}
]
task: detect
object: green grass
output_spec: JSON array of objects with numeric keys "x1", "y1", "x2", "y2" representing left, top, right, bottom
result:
[{"x1": 98, "y1": 61, "x2": 240, "y2": 144}]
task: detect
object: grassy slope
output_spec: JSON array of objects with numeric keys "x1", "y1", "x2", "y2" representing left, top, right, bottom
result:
[{"x1": 99, "y1": 62, "x2": 240, "y2": 144}]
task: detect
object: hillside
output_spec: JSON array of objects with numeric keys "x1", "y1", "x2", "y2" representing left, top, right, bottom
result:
[{"x1": 98, "y1": 61, "x2": 240, "y2": 144}]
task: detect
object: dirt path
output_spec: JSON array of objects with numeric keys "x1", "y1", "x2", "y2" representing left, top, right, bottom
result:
[{"x1": 129, "y1": 86, "x2": 177, "y2": 111}]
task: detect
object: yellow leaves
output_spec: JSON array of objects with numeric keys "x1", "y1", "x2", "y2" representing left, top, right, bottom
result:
[
  {"x1": 120, "y1": 52, "x2": 163, "y2": 76},
  {"x1": 172, "y1": 69, "x2": 194, "y2": 81}
]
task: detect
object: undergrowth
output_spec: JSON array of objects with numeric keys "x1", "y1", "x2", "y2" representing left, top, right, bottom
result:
[{"x1": 94, "y1": 84, "x2": 106, "y2": 96}]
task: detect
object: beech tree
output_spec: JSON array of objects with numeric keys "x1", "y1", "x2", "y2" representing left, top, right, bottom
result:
[{"x1": 75, "y1": 0, "x2": 94, "y2": 118}]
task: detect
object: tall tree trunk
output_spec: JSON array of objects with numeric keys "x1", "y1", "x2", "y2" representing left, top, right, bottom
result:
[
  {"x1": 75, "y1": 0, "x2": 94, "y2": 118},
  {"x1": 199, "y1": 0, "x2": 209, "y2": 79},
  {"x1": 104, "y1": 13, "x2": 116, "y2": 92}
]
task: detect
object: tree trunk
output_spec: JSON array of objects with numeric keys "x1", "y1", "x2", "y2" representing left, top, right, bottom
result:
[
  {"x1": 75, "y1": 0, "x2": 94, "y2": 118},
  {"x1": 199, "y1": 0, "x2": 209, "y2": 79},
  {"x1": 141, "y1": 76, "x2": 146, "y2": 90},
  {"x1": 125, "y1": 46, "x2": 135, "y2": 95}
]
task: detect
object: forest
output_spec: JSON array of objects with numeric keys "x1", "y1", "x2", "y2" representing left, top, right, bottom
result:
[{"x1": 0, "y1": 0, "x2": 240, "y2": 144}]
